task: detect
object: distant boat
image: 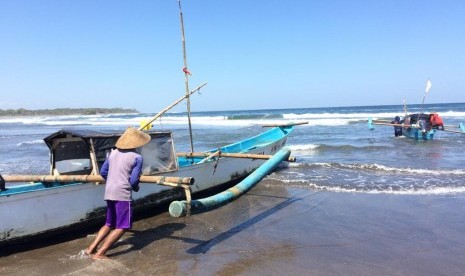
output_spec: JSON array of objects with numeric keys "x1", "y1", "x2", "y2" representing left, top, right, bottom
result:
[
  {"x1": 368, "y1": 80, "x2": 465, "y2": 140},
  {"x1": 368, "y1": 113, "x2": 465, "y2": 140}
]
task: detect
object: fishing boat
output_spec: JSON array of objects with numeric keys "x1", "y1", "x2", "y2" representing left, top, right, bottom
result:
[
  {"x1": 369, "y1": 113, "x2": 465, "y2": 140},
  {"x1": 0, "y1": 0, "x2": 299, "y2": 246},
  {"x1": 368, "y1": 80, "x2": 465, "y2": 140},
  {"x1": 0, "y1": 123, "x2": 295, "y2": 246}
]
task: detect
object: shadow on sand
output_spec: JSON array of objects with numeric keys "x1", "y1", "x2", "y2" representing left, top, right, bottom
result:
[
  {"x1": 107, "y1": 222, "x2": 187, "y2": 258},
  {"x1": 108, "y1": 195, "x2": 300, "y2": 257},
  {"x1": 186, "y1": 196, "x2": 301, "y2": 254}
]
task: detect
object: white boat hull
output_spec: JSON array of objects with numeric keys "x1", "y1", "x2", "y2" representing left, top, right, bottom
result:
[{"x1": 0, "y1": 131, "x2": 288, "y2": 245}]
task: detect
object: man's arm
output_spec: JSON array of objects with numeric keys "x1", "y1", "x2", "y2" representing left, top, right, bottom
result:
[
  {"x1": 100, "y1": 159, "x2": 110, "y2": 180},
  {"x1": 129, "y1": 156, "x2": 143, "y2": 192}
]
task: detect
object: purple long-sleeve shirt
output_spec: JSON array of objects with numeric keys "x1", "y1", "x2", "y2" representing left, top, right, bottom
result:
[{"x1": 100, "y1": 149, "x2": 143, "y2": 201}]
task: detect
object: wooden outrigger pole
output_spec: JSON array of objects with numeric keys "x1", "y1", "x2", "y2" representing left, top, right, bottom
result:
[
  {"x1": 138, "y1": 82, "x2": 207, "y2": 131},
  {"x1": 176, "y1": 151, "x2": 297, "y2": 162},
  {"x1": 2, "y1": 175, "x2": 194, "y2": 185},
  {"x1": 178, "y1": 0, "x2": 195, "y2": 153}
]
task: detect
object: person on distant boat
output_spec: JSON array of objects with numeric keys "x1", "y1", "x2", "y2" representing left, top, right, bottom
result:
[
  {"x1": 0, "y1": 174, "x2": 5, "y2": 191},
  {"x1": 418, "y1": 119, "x2": 426, "y2": 131},
  {"x1": 403, "y1": 116, "x2": 410, "y2": 126},
  {"x1": 85, "y1": 127, "x2": 151, "y2": 260},
  {"x1": 430, "y1": 113, "x2": 444, "y2": 130},
  {"x1": 391, "y1": 116, "x2": 402, "y2": 137}
]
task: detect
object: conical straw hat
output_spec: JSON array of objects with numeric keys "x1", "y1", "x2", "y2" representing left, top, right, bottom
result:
[{"x1": 115, "y1": 127, "x2": 151, "y2": 149}]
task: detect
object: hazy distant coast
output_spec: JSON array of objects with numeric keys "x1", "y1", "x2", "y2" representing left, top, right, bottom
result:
[{"x1": 0, "y1": 108, "x2": 139, "y2": 116}]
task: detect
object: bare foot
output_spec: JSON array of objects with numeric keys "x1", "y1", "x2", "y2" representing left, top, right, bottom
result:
[
  {"x1": 84, "y1": 249, "x2": 94, "y2": 255},
  {"x1": 92, "y1": 254, "x2": 109, "y2": 260}
]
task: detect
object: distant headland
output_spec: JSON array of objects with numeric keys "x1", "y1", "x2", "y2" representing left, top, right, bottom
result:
[{"x1": 0, "y1": 108, "x2": 139, "y2": 116}]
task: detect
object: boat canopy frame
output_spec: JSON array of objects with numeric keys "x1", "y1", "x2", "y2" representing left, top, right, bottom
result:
[{"x1": 43, "y1": 129, "x2": 179, "y2": 176}]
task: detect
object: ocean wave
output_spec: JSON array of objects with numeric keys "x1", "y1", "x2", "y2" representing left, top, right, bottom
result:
[
  {"x1": 0, "y1": 114, "x2": 229, "y2": 127},
  {"x1": 296, "y1": 162, "x2": 465, "y2": 175},
  {"x1": 299, "y1": 144, "x2": 389, "y2": 152},
  {"x1": 0, "y1": 107, "x2": 463, "y2": 127},
  {"x1": 283, "y1": 111, "x2": 465, "y2": 120},
  {"x1": 287, "y1": 144, "x2": 320, "y2": 151},
  {"x1": 17, "y1": 140, "x2": 45, "y2": 146},
  {"x1": 227, "y1": 113, "x2": 283, "y2": 120},
  {"x1": 264, "y1": 178, "x2": 465, "y2": 195}
]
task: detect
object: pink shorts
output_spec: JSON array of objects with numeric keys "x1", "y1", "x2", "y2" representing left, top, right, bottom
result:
[{"x1": 105, "y1": 200, "x2": 133, "y2": 230}]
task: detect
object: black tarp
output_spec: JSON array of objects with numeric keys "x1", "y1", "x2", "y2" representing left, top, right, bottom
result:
[
  {"x1": 43, "y1": 129, "x2": 178, "y2": 175},
  {"x1": 407, "y1": 113, "x2": 432, "y2": 125}
]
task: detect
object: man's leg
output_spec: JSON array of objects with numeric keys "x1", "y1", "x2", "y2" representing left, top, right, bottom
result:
[
  {"x1": 92, "y1": 201, "x2": 131, "y2": 259},
  {"x1": 86, "y1": 201, "x2": 116, "y2": 255},
  {"x1": 85, "y1": 225, "x2": 111, "y2": 255},
  {"x1": 92, "y1": 228, "x2": 126, "y2": 259}
]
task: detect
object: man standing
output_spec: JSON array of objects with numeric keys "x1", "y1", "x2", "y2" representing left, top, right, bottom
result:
[
  {"x1": 85, "y1": 127, "x2": 151, "y2": 260},
  {"x1": 430, "y1": 113, "x2": 444, "y2": 130},
  {"x1": 391, "y1": 116, "x2": 403, "y2": 137}
]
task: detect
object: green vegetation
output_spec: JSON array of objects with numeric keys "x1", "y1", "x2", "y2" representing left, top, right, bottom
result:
[{"x1": 0, "y1": 108, "x2": 139, "y2": 116}]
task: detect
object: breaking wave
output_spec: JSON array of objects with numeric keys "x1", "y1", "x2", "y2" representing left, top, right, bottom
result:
[
  {"x1": 264, "y1": 177, "x2": 465, "y2": 195},
  {"x1": 299, "y1": 162, "x2": 465, "y2": 175},
  {"x1": 1, "y1": 105, "x2": 463, "y2": 128},
  {"x1": 17, "y1": 140, "x2": 45, "y2": 146}
]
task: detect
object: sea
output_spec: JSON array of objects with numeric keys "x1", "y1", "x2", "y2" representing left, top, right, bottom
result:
[
  {"x1": 2, "y1": 102, "x2": 465, "y2": 275},
  {"x1": 1, "y1": 102, "x2": 465, "y2": 194}
]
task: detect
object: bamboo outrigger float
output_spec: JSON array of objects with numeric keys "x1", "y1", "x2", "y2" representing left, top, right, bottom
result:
[{"x1": 169, "y1": 147, "x2": 292, "y2": 217}]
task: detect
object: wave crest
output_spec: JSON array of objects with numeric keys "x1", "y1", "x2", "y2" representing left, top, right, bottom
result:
[{"x1": 290, "y1": 161, "x2": 465, "y2": 175}]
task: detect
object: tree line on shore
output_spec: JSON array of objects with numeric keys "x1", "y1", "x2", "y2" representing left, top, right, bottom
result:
[{"x1": 0, "y1": 108, "x2": 139, "y2": 116}]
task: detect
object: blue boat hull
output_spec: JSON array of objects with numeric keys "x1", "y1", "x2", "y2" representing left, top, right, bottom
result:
[{"x1": 403, "y1": 127, "x2": 435, "y2": 140}]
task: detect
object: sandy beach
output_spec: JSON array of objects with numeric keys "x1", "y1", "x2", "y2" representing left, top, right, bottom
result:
[{"x1": 2, "y1": 180, "x2": 465, "y2": 276}]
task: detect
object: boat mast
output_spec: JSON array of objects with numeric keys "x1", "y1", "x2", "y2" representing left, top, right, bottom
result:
[
  {"x1": 420, "y1": 79, "x2": 432, "y2": 115},
  {"x1": 403, "y1": 98, "x2": 407, "y2": 118},
  {"x1": 178, "y1": 0, "x2": 194, "y2": 153}
]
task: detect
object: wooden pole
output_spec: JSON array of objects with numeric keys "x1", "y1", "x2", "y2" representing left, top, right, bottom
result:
[
  {"x1": 2, "y1": 174, "x2": 194, "y2": 185},
  {"x1": 370, "y1": 122, "x2": 417, "y2": 128},
  {"x1": 439, "y1": 129, "x2": 465, "y2": 134},
  {"x1": 261, "y1": 121, "x2": 308, "y2": 127},
  {"x1": 1, "y1": 175, "x2": 194, "y2": 209},
  {"x1": 177, "y1": 151, "x2": 296, "y2": 162},
  {"x1": 178, "y1": 0, "x2": 194, "y2": 153},
  {"x1": 198, "y1": 150, "x2": 221, "y2": 164},
  {"x1": 138, "y1": 82, "x2": 207, "y2": 131}
]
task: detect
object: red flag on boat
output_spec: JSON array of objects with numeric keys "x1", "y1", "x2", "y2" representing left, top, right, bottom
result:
[{"x1": 183, "y1": 67, "x2": 192, "y2": 75}]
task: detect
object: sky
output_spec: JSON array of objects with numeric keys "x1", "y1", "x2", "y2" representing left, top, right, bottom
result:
[{"x1": 1, "y1": 0, "x2": 464, "y2": 113}]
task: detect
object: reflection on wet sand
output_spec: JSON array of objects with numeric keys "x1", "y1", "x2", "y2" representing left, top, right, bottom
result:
[{"x1": 186, "y1": 197, "x2": 301, "y2": 254}]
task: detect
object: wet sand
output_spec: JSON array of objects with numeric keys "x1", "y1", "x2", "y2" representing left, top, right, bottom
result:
[{"x1": 2, "y1": 183, "x2": 465, "y2": 275}]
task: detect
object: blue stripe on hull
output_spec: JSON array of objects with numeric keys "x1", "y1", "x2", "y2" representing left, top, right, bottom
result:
[
  {"x1": 178, "y1": 126, "x2": 293, "y2": 167},
  {"x1": 403, "y1": 128, "x2": 435, "y2": 140}
]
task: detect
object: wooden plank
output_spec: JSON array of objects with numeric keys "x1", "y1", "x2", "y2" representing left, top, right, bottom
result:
[
  {"x1": 261, "y1": 121, "x2": 308, "y2": 127},
  {"x1": 2, "y1": 174, "x2": 194, "y2": 185},
  {"x1": 177, "y1": 152, "x2": 296, "y2": 162}
]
